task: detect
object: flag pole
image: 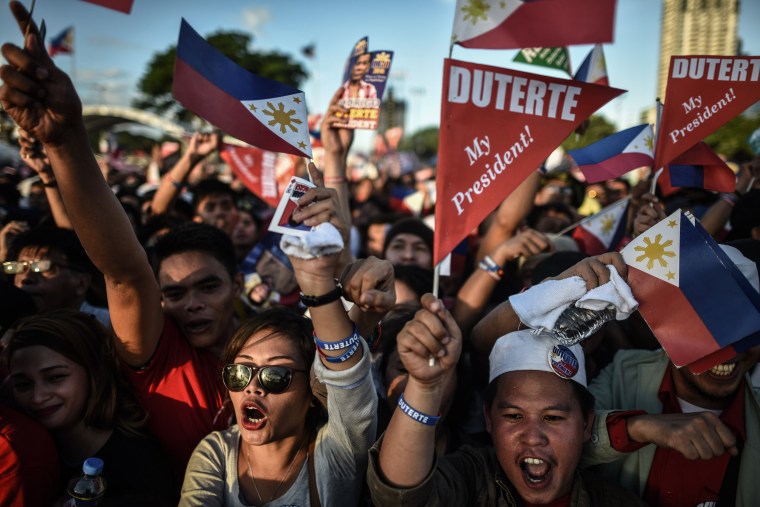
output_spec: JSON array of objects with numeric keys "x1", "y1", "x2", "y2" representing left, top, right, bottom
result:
[
  {"x1": 552, "y1": 194, "x2": 633, "y2": 237},
  {"x1": 24, "y1": 0, "x2": 37, "y2": 39},
  {"x1": 650, "y1": 98, "x2": 664, "y2": 196}
]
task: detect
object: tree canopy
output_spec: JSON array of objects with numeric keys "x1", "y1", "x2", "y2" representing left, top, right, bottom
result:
[{"x1": 134, "y1": 30, "x2": 307, "y2": 122}]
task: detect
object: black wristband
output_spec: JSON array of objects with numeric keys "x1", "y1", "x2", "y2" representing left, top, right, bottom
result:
[
  {"x1": 300, "y1": 281, "x2": 342, "y2": 307},
  {"x1": 42, "y1": 179, "x2": 57, "y2": 188}
]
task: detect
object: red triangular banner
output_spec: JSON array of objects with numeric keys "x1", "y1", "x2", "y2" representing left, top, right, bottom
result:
[
  {"x1": 655, "y1": 55, "x2": 760, "y2": 169},
  {"x1": 434, "y1": 58, "x2": 624, "y2": 265},
  {"x1": 80, "y1": 0, "x2": 134, "y2": 14}
]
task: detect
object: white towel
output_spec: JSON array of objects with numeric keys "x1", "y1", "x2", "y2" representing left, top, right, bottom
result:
[
  {"x1": 280, "y1": 222, "x2": 344, "y2": 260},
  {"x1": 509, "y1": 265, "x2": 638, "y2": 331}
]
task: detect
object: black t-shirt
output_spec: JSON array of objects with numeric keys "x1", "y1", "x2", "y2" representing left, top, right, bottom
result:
[{"x1": 62, "y1": 429, "x2": 175, "y2": 506}]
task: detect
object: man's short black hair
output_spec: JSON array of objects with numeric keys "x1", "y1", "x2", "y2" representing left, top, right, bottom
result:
[
  {"x1": 8, "y1": 226, "x2": 93, "y2": 273},
  {"x1": 150, "y1": 222, "x2": 238, "y2": 279},
  {"x1": 191, "y1": 178, "x2": 237, "y2": 213}
]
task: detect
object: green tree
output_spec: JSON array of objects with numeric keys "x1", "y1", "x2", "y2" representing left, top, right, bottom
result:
[
  {"x1": 560, "y1": 114, "x2": 617, "y2": 151},
  {"x1": 398, "y1": 126, "x2": 439, "y2": 161},
  {"x1": 705, "y1": 113, "x2": 760, "y2": 161},
  {"x1": 134, "y1": 30, "x2": 307, "y2": 122}
]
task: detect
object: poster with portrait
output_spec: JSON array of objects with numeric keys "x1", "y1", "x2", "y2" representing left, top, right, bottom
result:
[{"x1": 335, "y1": 37, "x2": 394, "y2": 130}]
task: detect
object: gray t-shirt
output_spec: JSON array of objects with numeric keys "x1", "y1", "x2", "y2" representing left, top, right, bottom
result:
[{"x1": 180, "y1": 339, "x2": 377, "y2": 506}]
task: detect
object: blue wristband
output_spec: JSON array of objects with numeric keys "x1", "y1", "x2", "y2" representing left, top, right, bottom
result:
[
  {"x1": 397, "y1": 393, "x2": 440, "y2": 426},
  {"x1": 319, "y1": 339, "x2": 361, "y2": 363},
  {"x1": 314, "y1": 324, "x2": 360, "y2": 352}
]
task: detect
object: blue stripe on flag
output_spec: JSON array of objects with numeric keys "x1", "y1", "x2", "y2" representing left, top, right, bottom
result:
[
  {"x1": 679, "y1": 217, "x2": 760, "y2": 347},
  {"x1": 176, "y1": 19, "x2": 298, "y2": 101},
  {"x1": 668, "y1": 165, "x2": 704, "y2": 188},
  {"x1": 568, "y1": 124, "x2": 647, "y2": 165}
]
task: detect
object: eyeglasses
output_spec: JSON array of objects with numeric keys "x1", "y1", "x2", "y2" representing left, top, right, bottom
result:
[
  {"x1": 2, "y1": 259, "x2": 79, "y2": 275},
  {"x1": 222, "y1": 364, "x2": 308, "y2": 394}
]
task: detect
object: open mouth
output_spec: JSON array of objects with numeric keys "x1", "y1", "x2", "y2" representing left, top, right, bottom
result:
[
  {"x1": 185, "y1": 319, "x2": 213, "y2": 334},
  {"x1": 240, "y1": 403, "x2": 267, "y2": 430},
  {"x1": 520, "y1": 457, "x2": 552, "y2": 487},
  {"x1": 709, "y1": 362, "x2": 737, "y2": 377}
]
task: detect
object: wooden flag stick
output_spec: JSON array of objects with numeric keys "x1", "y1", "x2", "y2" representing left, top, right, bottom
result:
[
  {"x1": 553, "y1": 194, "x2": 633, "y2": 237},
  {"x1": 24, "y1": 0, "x2": 37, "y2": 39}
]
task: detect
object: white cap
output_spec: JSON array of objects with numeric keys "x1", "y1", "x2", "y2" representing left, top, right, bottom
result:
[
  {"x1": 719, "y1": 245, "x2": 759, "y2": 293},
  {"x1": 489, "y1": 329, "x2": 587, "y2": 387}
]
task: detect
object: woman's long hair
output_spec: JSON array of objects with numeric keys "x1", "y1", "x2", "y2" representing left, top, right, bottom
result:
[{"x1": 4, "y1": 309, "x2": 149, "y2": 437}]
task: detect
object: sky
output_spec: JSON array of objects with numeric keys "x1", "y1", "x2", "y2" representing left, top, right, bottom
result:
[{"x1": 2, "y1": 0, "x2": 759, "y2": 150}]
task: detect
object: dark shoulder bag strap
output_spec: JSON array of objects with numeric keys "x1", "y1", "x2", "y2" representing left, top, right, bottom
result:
[
  {"x1": 717, "y1": 440, "x2": 743, "y2": 507},
  {"x1": 308, "y1": 431, "x2": 321, "y2": 507}
]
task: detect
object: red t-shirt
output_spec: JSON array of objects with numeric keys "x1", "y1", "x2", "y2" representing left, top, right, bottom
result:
[
  {"x1": 0, "y1": 404, "x2": 60, "y2": 507},
  {"x1": 123, "y1": 316, "x2": 228, "y2": 483},
  {"x1": 607, "y1": 370, "x2": 746, "y2": 507}
]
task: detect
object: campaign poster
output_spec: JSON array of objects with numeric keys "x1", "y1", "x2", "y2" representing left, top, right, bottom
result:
[{"x1": 335, "y1": 37, "x2": 394, "y2": 130}]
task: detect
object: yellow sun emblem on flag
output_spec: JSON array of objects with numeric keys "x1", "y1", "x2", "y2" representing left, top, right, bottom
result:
[
  {"x1": 461, "y1": 0, "x2": 490, "y2": 25},
  {"x1": 634, "y1": 233, "x2": 676, "y2": 270},
  {"x1": 644, "y1": 135, "x2": 654, "y2": 151},
  {"x1": 601, "y1": 214, "x2": 615, "y2": 234},
  {"x1": 263, "y1": 101, "x2": 303, "y2": 134}
]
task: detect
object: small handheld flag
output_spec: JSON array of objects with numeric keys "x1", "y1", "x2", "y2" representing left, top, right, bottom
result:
[
  {"x1": 173, "y1": 19, "x2": 312, "y2": 158},
  {"x1": 569, "y1": 124, "x2": 654, "y2": 183},
  {"x1": 574, "y1": 44, "x2": 609, "y2": 86},
  {"x1": 48, "y1": 26, "x2": 74, "y2": 57}
]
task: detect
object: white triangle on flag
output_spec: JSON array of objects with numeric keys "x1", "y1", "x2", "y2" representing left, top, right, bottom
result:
[
  {"x1": 451, "y1": 0, "x2": 522, "y2": 44},
  {"x1": 621, "y1": 209, "x2": 681, "y2": 286},
  {"x1": 582, "y1": 199, "x2": 627, "y2": 247},
  {"x1": 241, "y1": 93, "x2": 312, "y2": 158},
  {"x1": 623, "y1": 124, "x2": 655, "y2": 158}
]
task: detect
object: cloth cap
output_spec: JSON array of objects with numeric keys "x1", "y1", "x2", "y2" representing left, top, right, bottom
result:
[
  {"x1": 382, "y1": 217, "x2": 434, "y2": 256},
  {"x1": 719, "y1": 244, "x2": 759, "y2": 292},
  {"x1": 489, "y1": 329, "x2": 587, "y2": 387}
]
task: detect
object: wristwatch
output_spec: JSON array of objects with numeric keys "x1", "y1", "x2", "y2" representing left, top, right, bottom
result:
[{"x1": 300, "y1": 281, "x2": 343, "y2": 307}]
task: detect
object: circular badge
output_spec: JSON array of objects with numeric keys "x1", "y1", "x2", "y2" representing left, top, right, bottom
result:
[{"x1": 548, "y1": 345, "x2": 579, "y2": 379}]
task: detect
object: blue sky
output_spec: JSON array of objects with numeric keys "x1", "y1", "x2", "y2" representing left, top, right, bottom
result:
[{"x1": 2, "y1": 0, "x2": 759, "y2": 146}]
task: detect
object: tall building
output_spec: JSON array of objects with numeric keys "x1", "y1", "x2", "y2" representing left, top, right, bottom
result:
[{"x1": 657, "y1": 0, "x2": 740, "y2": 101}]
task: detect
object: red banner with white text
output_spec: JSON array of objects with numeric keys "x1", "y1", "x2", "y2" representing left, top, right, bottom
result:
[
  {"x1": 434, "y1": 58, "x2": 624, "y2": 265},
  {"x1": 221, "y1": 145, "x2": 293, "y2": 208},
  {"x1": 655, "y1": 56, "x2": 760, "y2": 169}
]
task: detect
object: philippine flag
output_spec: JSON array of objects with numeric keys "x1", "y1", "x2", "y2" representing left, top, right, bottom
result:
[
  {"x1": 48, "y1": 27, "x2": 74, "y2": 57},
  {"x1": 569, "y1": 124, "x2": 654, "y2": 183},
  {"x1": 573, "y1": 44, "x2": 609, "y2": 86},
  {"x1": 450, "y1": 0, "x2": 616, "y2": 50},
  {"x1": 659, "y1": 142, "x2": 736, "y2": 195},
  {"x1": 173, "y1": 19, "x2": 312, "y2": 158},
  {"x1": 572, "y1": 197, "x2": 629, "y2": 255},
  {"x1": 80, "y1": 0, "x2": 134, "y2": 13},
  {"x1": 621, "y1": 210, "x2": 760, "y2": 369}
]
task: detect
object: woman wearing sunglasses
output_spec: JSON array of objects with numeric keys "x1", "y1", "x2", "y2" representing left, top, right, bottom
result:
[{"x1": 180, "y1": 168, "x2": 380, "y2": 506}]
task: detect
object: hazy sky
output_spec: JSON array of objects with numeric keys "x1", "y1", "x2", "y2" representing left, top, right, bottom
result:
[{"x1": 2, "y1": 0, "x2": 758, "y2": 146}]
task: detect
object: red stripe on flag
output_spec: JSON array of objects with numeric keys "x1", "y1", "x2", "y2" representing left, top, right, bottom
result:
[
  {"x1": 628, "y1": 265, "x2": 720, "y2": 367},
  {"x1": 173, "y1": 59, "x2": 300, "y2": 157},
  {"x1": 685, "y1": 346, "x2": 738, "y2": 375},
  {"x1": 572, "y1": 227, "x2": 608, "y2": 256},
  {"x1": 80, "y1": 0, "x2": 134, "y2": 14},
  {"x1": 461, "y1": 0, "x2": 615, "y2": 49},
  {"x1": 580, "y1": 152, "x2": 654, "y2": 183}
]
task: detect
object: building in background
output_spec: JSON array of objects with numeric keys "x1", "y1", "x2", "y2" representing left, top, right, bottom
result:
[{"x1": 643, "y1": 0, "x2": 740, "y2": 124}]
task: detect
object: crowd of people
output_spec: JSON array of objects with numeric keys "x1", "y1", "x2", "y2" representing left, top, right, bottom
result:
[{"x1": 1, "y1": 1, "x2": 760, "y2": 506}]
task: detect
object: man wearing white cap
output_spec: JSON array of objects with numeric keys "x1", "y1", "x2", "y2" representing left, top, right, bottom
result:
[
  {"x1": 582, "y1": 243, "x2": 760, "y2": 507},
  {"x1": 367, "y1": 294, "x2": 643, "y2": 506}
]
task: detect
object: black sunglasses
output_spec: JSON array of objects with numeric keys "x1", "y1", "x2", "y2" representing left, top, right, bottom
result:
[{"x1": 222, "y1": 364, "x2": 308, "y2": 394}]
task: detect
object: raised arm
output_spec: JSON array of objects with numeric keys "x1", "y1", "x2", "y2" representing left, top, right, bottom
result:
[
  {"x1": 17, "y1": 128, "x2": 72, "y2": 229},
  {"x1": 377, "y1": 294, "x2": 462, "y2": 487},
  {"x1": 0, "y1": 1, "x2": 162, "y2": 366},
  {"x1": 287, "y1": 163, "x2": 361, "y2": 371},
  {"x1": 149, "y1": 131, "x2": 220, "y2": 216},
  {"x1": 475, "y1": 170, "x2": 540, "y2": 263}
]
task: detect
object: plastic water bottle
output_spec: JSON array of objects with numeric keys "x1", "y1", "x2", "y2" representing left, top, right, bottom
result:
[
  {"x1": 552, "y1": 306, "x2": 616, "y2": 346},
  {"x1": 64, "y1": 457, "x2": 107, "y2": 507}
]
